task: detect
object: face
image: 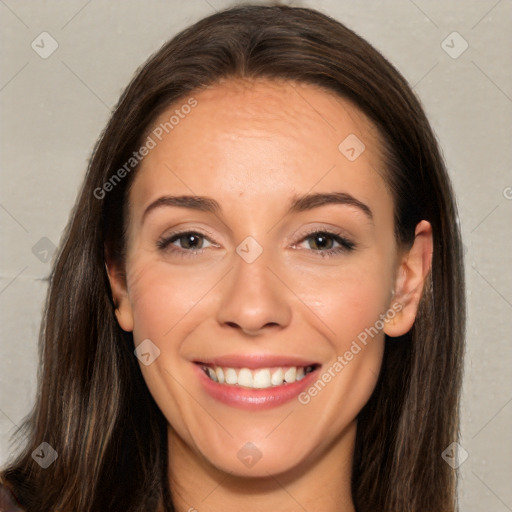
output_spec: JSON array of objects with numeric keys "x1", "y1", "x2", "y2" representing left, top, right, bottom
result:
[{"x1": 108, "y1": 78, "x2": 431, "y2": 480}]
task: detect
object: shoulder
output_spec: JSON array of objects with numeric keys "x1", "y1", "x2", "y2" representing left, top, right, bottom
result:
[{"x1": 0, "y1": 476, "x2": 24, "y2": 512}]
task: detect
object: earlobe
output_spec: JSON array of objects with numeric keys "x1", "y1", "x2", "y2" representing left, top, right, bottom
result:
[
  {"x1": 384, "y1": 220, "x2": 433, "y2": 337},
  {"x1": 105, "y1": 260, "x2": 134, "y2": 333}
]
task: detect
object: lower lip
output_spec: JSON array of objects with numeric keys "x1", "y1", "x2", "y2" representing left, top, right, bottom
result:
[{"x1": 194, "y1": 364, "x2": 320, "y2": 410}]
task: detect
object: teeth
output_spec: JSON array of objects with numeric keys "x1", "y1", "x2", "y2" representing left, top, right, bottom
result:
[
  {"x1": 204, "y1": 366, "x2": 217, "y2": 382},
  {"x1": 271, "y1": 368, "x2": 284, "y2": 386},
  {"x1": 284, "y1": 367, "x2": 296, "y2": 383},
  {"x1": 253, "y1": 369, "x2": 271, "y2": 388},
  {"x1": 225, "y1": 368, "x2": 238, "y2": 385},
  {"x1": 238, "y1": 368, "x2": 253, "y2": 387},
  {"x1": 202, "y1": 365, "x2": 315, "y2": 389},
  {"x1": 215, "y1": 367, "x2": 225, "y2": 384}
]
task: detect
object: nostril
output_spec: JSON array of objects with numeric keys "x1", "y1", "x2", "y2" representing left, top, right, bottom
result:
[{"x1": 241, "y1": 323, "x2": 280, "y2": 336}]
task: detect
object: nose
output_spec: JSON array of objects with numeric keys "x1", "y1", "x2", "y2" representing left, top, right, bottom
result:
[{"x1": 216, "y1": 249, "x2": 292, "y2": 336}]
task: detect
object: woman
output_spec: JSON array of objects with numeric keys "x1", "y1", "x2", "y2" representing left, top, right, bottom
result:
[{"x1": 0, "y1": 4, "x2": 465, "y2": 511}]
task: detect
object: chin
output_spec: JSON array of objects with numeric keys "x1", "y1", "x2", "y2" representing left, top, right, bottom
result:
[{"x1": 196, "y1": 434, "x2": 316, "y2": 479}]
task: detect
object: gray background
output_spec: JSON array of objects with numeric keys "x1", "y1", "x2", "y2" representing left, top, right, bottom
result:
[{"x1": 1, "y1": 0, "x2": 511, "y2": 509}]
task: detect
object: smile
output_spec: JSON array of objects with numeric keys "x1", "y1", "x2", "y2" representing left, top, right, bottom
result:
[
  {"x1": 194, "y1": 355, "x2": 321, "y2": 409},
  {"x1": 200, "y1": 364, "x2": 318, "y2": 389}
]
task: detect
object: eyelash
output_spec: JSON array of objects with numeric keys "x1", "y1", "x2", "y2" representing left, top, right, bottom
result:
[
  {"x1": 156, "y1": 230, "x2": 216, "y2": 259},
  {"x1": 156, "y1": 229, "x2": 356, "y2": 259}
]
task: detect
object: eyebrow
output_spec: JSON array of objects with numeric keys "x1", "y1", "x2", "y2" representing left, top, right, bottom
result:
[{"x1": 141, "y1": 191, "x2": 373, "y2": 224}]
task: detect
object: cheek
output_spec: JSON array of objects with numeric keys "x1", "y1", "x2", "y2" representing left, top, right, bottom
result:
[
  {"x1": 294, "y1": 272, "x2": 388, "y2": 438},
  {"x1": 126, "y1": 260, "x2": 215, "y2": 342},
  {"x1": 297, "y1": 256, "x2": 395, "y2": 344},
  {"x1": 125, "y1": 261, "x2": 215, "y2": 436},
  {"x1": 297, "y1": 254, "x2": 393, "y2": 401}
]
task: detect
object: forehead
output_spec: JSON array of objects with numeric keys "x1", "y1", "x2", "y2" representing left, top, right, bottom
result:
[{"x1": 130, "y1": 78, "x2": 389, "y2": 217}]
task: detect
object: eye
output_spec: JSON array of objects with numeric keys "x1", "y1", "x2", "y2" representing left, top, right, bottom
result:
[
  {"x1": 156, "y1": 229, "x2": 355, "y2": 259},
  {"x1": 294, "y1": 230, "x2": 355, "y2": 257},
  {"x1": 156, "y1": 230, "x2": 216, "y2": 256}
]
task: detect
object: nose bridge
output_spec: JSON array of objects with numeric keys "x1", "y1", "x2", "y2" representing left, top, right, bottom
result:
[{"x1": 216, "y1": 238, "x2": 292, "y2": 334}]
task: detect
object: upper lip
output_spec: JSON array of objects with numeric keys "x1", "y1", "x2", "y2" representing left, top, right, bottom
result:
[{"x1": 194, "y1": 354, "x2": 319, "y2": 369}]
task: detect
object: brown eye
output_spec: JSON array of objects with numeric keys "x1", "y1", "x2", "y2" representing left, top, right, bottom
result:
[
  {"x1": 175, "y1": 233, "x2": 204, "y2": 249},
  {"x1": 156, "y1": 231, "x2": 215, "y2": 254},
  {"x1": 296, "y1": 230, "x2": 355, "y2": 257},
  {"x1": 307, "y1": 232, "x2": 335, "y2": 250}
]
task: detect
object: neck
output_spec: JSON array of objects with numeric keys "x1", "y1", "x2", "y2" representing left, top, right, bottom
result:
[{"x1": 166, "y1": 421, "x2": 357, "y2": 512}]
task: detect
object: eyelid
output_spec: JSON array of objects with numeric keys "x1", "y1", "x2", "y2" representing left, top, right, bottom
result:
[
  {"x1": 157, "y1": 225, "x2": 356, "y2": 256},
  {"x1": 159, "y1": 226, "x2": 217, "y2": 242},
  {"x1": 290, "y1": 224, "x2": 355, "y2": 244},
  {"x1": 292, "y1": 227, "x2": 355, "y2": 251},
  {"x1": 156, "y1": 228, "x2": 219, "y2": 253}
]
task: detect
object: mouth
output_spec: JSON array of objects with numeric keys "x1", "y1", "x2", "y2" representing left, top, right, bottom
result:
[
  {"x1": 193, "y1": 357, "x2": 321, "y2": 410},
  {"x1": 198, "y1": 363, "x2": 319, "y2": 389}
]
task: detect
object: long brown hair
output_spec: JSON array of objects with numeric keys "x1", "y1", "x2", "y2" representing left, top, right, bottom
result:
[{"x1": 2, "y1": 4, "x2": 465, "y2": 511}]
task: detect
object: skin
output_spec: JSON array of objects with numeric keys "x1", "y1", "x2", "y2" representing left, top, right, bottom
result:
[{"x1": 107, "y1": 78, "x2": 433, "y2": 512}]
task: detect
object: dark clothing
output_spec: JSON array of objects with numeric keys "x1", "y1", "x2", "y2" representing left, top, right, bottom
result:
[{"x1": 0, "y1": 480, "x2": 24, "y2": 512}]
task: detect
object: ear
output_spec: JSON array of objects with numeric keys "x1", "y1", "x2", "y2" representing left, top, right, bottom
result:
[
  {"x1": 384, "y1": 220, "x2": 433, "y2": 337},
  {"x1": 105, "y1": 257, "x2": 134, "y2": 333}
]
